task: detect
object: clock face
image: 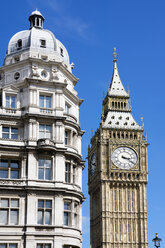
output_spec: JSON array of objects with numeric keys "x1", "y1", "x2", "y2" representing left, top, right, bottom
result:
[
  {"x1": 90, "y1": 153, "x2": 96, "y2": 176},
  {"x1": 112, "y1": 147, "x2": 137, "y2": 169}
]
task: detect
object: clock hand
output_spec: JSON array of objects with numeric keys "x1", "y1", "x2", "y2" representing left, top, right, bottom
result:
[
  {"x1": 122, "y1": 156, "x2": 135, "y2": 165},
  {"x1": 122, "y1": 155, "x2": 130, "y2": 160}
]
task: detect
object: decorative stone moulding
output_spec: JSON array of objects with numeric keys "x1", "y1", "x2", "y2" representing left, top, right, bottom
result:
[{"x1": 37, "y1": 138, "x2": 55, "y2": 148}]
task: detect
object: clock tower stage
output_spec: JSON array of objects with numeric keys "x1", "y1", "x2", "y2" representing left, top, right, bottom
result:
[{"x1": 88, "y1": 49, "x2": 149, "y2": 248}]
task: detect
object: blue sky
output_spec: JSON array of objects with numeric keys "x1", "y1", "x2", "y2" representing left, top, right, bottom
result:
[{"x1": 0, "y1": 0, "x2": 165, "y2": 247}]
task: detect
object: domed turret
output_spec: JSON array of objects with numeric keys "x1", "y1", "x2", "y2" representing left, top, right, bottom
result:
[{"x1": 4, "y1": 10, "x2": 71, "y2": 71}]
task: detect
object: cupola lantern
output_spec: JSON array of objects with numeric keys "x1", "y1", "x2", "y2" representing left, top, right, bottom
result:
[{"x1": 29, "y1": 10, "x2": 45, "y2": 29}]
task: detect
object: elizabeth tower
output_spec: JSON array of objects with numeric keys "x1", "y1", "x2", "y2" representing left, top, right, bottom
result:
[{"x1": 88, "y1": 50, "x2": 148, "y2": 248}]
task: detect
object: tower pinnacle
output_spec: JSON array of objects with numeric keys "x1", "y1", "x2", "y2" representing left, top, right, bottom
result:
[{"x1": 113, "y1": 47, "x2": 118, "y2": 62}]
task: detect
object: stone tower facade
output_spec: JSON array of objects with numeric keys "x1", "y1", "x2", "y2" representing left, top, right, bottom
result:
[
  {"x1": 88, "y1": 50, "x2": 148, "y2": 248},
  {"x1": 0, "y1": 10, "x2": 84, "y2": 248}
]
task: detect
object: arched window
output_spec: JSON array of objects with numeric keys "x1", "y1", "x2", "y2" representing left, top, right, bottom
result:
[
  {"x1": 17, "y1": 39, "x2": 22, "y2": 50},
  {"x1": 112, "y1": 101, "x2": 114, "y2": 108}
]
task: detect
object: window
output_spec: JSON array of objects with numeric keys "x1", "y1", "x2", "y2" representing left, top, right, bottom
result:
[
  {"x1": 73, "y1": 165, "x2": 76, "y2": 184},
  {"x1": 65, "y1": 130, "x2": 70, "y2": 145},
  {"x1": 41, "y1": 71, "x2": 47, "y2": 78},
  {"x1": 0, "y1": 198, "x2": 19, "y2": 225},
  {"x1": 40, "y1": 39, "x2": 46, "y2": 48},
  {"x1": 37, "y1": 200, "x2": 52, "y2": 225},
  {"x1": 60, "y1": 48, "x2": 64, "y2": 57},
  {"x1": 64, "y1": 201, "x2": 79, "y2": 227},
  {"x1": 39, "y1": 95, "x2": 51, "y2": 108},
  {"x1": 2, "y1": 127, "x2": 18, "y2": 139},
  {"x1": 14, "y1": 72, "x2": 20, "y2": 80},
  {"x1": 65, "y1": 103, "x2": 70, "y2": 114},
  {"x1": 14, "y1": 57, "x2": 20, "y2": 62},
  {"x1": 65, "y1": 162, "x2": 77, "y2": 184},
  {"x1": 0, "y1": 160, "x2": 19, "y2": 179},
  {"x1": 0, "y1": 245, "x2": 17, "y2": 248},
  {"x1": 37, "y1": 245, "x2": 51, "y2": 248},
  {"x1": 38, "y1": 159, "x2": 52, "y2": 180},
  {"x1": 64, "y1": 201, "x2": 71, "y2": 226},
  {"x1": 73, "y1": 202, "x2": 79, "y2": 227},
  {"x1": 17, "y1": 39, "x2": 22, "y2": 50},
  {"x1": 39, "y1": 124, "x2": 52, "y2": 139},
  {"x1": 65, "y1": 163, "x2": 71, "y2": 183},
  {"x1": 6, "y1": 95, "x2": 16, "y2": 108}
]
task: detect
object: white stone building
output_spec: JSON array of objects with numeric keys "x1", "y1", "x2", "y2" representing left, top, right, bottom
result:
[{"x1": 0, "y1": 10, "x2": 84, "y2": 248}]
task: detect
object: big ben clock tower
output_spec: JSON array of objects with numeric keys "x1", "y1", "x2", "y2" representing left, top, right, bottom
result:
[{"x1": 88, "y1": 49, "x2": 148, "y2": 248}]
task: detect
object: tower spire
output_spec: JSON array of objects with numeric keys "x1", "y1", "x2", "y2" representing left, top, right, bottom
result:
[{"x1": 108, "y1": 48, "x2": 129, "y2": 97}]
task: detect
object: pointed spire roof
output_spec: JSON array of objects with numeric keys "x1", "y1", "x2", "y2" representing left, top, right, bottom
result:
[{"x1": 108, "y1": 48, "x2": 129, "y2": 97}]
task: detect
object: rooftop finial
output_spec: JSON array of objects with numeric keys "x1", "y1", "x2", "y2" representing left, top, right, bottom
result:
[{"x1": 113, "y1": 47, "x2": 118, "y2": 62}]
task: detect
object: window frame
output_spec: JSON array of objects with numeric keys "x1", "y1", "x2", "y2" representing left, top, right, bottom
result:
[
  {"x1": 0, "y1": 198, "x2": 19, "y2": 225},
  {"x1": 0, "y1": 159, "x2": 20, "y2": 179},
  {"x1": 0, "y1": 244, "x2": 18, "y2": 248},
  {"x1": 39, "y1": 94, "x2": 52, "y2": 109},
  {"x1": 60, "y1": 48, "x2": 64, "y2": 57},
  {"x1": 65, "y1": 130, "x2": 71, "y2": 145},
  {"x1": 17, "y1": 39, "x2": 22, "y2": 50},
  {"x1": 40, "y1": 39, "x2": 46, "y2": 48},
  {"x1": 65, "y1": 163, "x2": 71, "y2": 183},
  {"x1": 37, "y1": 244, "x2": 51, "y2": 248},
  {"x1": 37, "y1": 199, "x2": 52, "y2": 225},
  {"x1": 5, "y1": 95, "x2": 16, "y2": 109},
  {"x1": 65, "y1": 102, "x2": 71, "y2": 114},
  {"x1": 63, "y1": 200, "x2": 79, "y2": 227},
  {"x1": 65, "y1": 161, "x2": 77, "y2": 184},
  {"x1": 38, "y1": 158, "x2": 52, "y2": 181},
  {"x1": 39, "y1": 124, "x2": 52, "y2": 139},
  {"x1": 2, "y1": 127, "x2": 18, "y2": 140},
  {"x1": 64, "y1": 201, "x2": 71, "y2": 226}
]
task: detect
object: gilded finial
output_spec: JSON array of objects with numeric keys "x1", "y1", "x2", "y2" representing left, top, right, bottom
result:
[
  {"x1": 113, "y1": 47, "x2": 118, "y2": 62},
  {"x1": 141, "y1": 116, "x2": 144, "y2": 127},
  {"x1": 91, "y1": 129, "x2": 93, "y2": 138}
]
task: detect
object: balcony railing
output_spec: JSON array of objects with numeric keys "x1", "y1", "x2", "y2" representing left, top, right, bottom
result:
[{"x1": 40, "y1": 108, "x2": 53, "y2": 114}]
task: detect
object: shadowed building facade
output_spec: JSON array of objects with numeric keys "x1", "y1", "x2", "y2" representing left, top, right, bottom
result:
[{"x1": 88, "y1": 50, "x2": 148, "y2": 248}]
